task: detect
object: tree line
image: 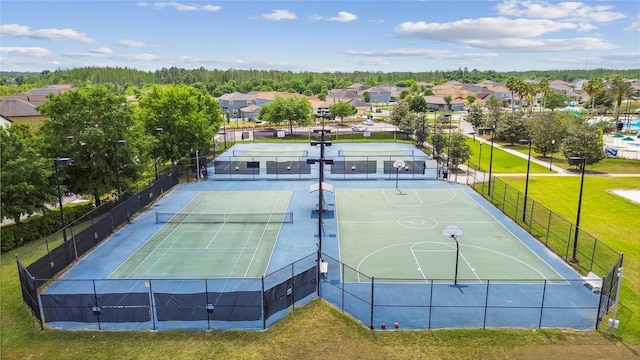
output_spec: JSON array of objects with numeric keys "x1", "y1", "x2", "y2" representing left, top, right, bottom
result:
[{"x1": 2, "y1": 66, "x2": 638, "y2": 98}]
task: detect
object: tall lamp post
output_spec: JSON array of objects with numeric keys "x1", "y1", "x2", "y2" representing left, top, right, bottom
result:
[
  {"x1": 54, "y1": 157, "x2": 72, "y2": 241},
  {"x1": 114, "y1": 140, "x2": 127, "y2": 200},
  {"x1": 153, "y1": 128, "x2": 163, "y2": 181},
  {"x1": 487, "y1": 124, "x2": 496, "y2": 196},
  {"x1": 309, "y1": 123, "x2": 333, "y2": 295},
  {"x1": 519, "y1": 139, "x2": 532, "y2": 222},
  {"x1": 549, "y1": 139, "x2": 555, "y2": 171},
  {"x1": 446, "y1": 114, "x2": 452, "y2": 168},
  {"x1": 570, "y1": 156, "x2": 586, "y2": 263}
]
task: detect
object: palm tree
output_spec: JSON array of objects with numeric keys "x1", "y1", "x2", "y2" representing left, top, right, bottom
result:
[
  {"x1": 538, "y1": 78, "x2": 550, "y2": 114},
  {"x1": 608, "y1": 76, "x2": 635, "y2": 124},
  {"x1": 583, "y1": 77, "x2": 604, "y2": 119},
  {"x1": 506, "y1": 77, "x2": 517, "y2": 111}
]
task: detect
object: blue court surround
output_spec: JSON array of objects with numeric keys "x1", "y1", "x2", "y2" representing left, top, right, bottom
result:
[{"x1": 38, "y1": 143, "x2": 601, "y2": 331}]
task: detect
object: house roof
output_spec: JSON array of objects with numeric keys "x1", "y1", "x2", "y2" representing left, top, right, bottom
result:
[
  {"x1": 326, "y1": 90, "x2": 361, "y2": 101},
  {"x1": 255, "y1": 91, "x2": 302, "y2": 101},
  {"x1": 240, "y1": 104, "x2": 260, "y2": 112},
  {"x1": 0, "y1": 97, "x2": 41, "y2": 117},
  {"x1": 217, "y1": 92, "x2": 256, "y2": 101}
]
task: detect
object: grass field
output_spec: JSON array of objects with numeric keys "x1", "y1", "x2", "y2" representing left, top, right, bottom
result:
[{"x1": 2, "y1": 134, "x2": 640, "y2": 358}]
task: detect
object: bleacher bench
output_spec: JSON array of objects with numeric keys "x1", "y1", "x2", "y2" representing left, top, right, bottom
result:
[
  {"x1": 581, "y1": 271, "x2": 603, "y2": 293},
  {"x1": 315, "y1": 204, "x2": 329, "y2": 211}
]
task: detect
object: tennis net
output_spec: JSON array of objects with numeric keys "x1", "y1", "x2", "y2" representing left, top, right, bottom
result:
[{"x1": 155, "y1": 211, "x2": 294, "y2": 224}]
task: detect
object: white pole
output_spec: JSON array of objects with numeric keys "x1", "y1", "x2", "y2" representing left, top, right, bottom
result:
[
  {"x1": 196, "y1": 149, "x2": 200, "y2": 181},
  {"x1": 610, "y1": 267, "x2": 623, "y2": 335}
]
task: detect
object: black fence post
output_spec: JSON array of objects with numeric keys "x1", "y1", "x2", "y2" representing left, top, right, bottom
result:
[
  {"x1": 370, "y1": 276, "x2": 375, "y2": 330},
  {"x1": 483, "y1": 280, "x2": 490, "y2": 330},
  {"x1": 261, "y1": 275, "x2": 266, "y2": 330},
  {"x1": 538, "y1": 280, "x2": 547, "y2": 329}
]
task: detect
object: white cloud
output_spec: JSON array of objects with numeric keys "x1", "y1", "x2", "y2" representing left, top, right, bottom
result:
[
  {"x1": 0, "y1": 23, "x2": 95, "y2": 43},
  {"x1": 395, "y1": 17, "x2": 577, "y2": 41},
  {"x1": 118, "y1": 39, "x2": 147, "y2": 48},
  {"x1": 349, "y1": 59, "x2": 390, "y2": 66},
  {"x1": 90, "y1": 47, "x2": 113, "y2": 55},
  {"x1": 0, "y1": 46, "x2": 53, "y2": 57},
  {"x1": 344, "y1": 48, "x2": 498, "y2": 60},
  {"x1": 327, "y1": 11, "x2": 357, "y2": 23},
  {"x1": 137, "y1": 2, "x2": 221, "y2": 12},
  {"x1": 624, "y1": 21, "x2": 640, "y2": 32},
  {"x1": 496, "y1": 0, "x2": 626, "y2": 23},
  {"x1": 464, "y1": 37, "x2": 619, "y2": 52},
  {"x1": 261, "y1": 9, "x2": 297, "y2": 21}
]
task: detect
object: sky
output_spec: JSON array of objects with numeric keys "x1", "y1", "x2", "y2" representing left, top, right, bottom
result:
[{"x1": 1, "y1": 0, "x2": 639, "y2": 73}]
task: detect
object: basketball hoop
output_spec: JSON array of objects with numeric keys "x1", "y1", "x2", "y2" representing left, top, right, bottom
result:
[{"x1": 394, "y1": 160, "x2": 406, "y2": 189}]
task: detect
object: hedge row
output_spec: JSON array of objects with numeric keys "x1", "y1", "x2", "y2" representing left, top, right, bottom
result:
[{"x1": 1, "y1": 203, "x2": 94, "y2": 253}]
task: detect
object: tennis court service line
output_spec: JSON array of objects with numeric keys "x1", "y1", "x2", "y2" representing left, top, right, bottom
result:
[
  {"x1": 243, "y1": 191, "x2": 287, "y2": 278},
  {"x1": 115, "y1": 193, "x2": 211, "y2": 278}
]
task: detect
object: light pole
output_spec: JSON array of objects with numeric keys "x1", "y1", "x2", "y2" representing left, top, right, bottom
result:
[
  {"x1": 478, "y1": 142, "x2": 483, "y2": 170},
  {"x1": 570, "y1": 157, "x2": 586, "y2": 263},
  {"x1": 519, "y1": 139, "x2": 532, "y2": 222},
  {"x1": 488, "y1": 124, "x2": 496, "y2": 196},
  {"x1": 309, "y1": 124, "x2": 333, "y2": 295},
  {"x1": 549, "y1": 139, "x2": 555, "y2": 171},
  {"x1": 446, "y1": 114, "x2": 452, "y2": 168},
  {"x1": 153, "y1": 128, "x2": 163, "y2": 181},
  {"x1": 54, "y1": 157, "x2": 72, "y2": 241},
  {"x1": 114, "y1": 140, "x2": 127, "y2": 200}
]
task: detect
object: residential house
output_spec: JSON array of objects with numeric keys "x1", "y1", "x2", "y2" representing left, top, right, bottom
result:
[
  {"x1": 423, "y1": 96, "x2": 465, "y2": 111},
  {"x1": 217, "y1": 92, "x2": 256, "y2": 119},
  {"x1": 346, "y1": 83, "x2": 370, "y2": 95},
  {"x1": 366, "y1": 86, "x2": 393, "y2": 104},
  {"x1": 326, "y1": 90, "x2": 363, "y2": 104},
  {"x1": 0, "y1": 97, "x2": 45, "y2": 127}
]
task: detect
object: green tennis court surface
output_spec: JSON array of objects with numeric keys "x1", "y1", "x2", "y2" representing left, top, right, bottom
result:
[
  {"x1": 336, "y1": 188, "x2": 564, "y2": 283},
  {"x1": 110, "y1": 190, "x2": 292, "y2": 278}
]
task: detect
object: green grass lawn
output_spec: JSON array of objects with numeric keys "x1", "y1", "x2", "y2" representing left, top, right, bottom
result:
[
  {"x1": 466, "y1": 138, "x2": 549, "y2": 173},
  {"x1": 498, "y1": 175, "x2": 640, "y2": 344}
]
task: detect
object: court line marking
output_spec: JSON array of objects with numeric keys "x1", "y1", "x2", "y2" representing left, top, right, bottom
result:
[
  {"x1": 340, "y1": 188, "x2": 458, "y2": 208},
  {"x1": 459, "y1": 189, "x2": 568, "y2": 284},
  {"x1": 244, "y1": 191, "x2": 287, "y2": 277},
  {"x1": 264, "y1": 191, "x2": 291, "y2": 276},
  {"x1": 127, "y1": 197, "x2": 234, "y2": 277},
  {"x1": 110, "y1": 192, "x2": 210, "y2": 278}
]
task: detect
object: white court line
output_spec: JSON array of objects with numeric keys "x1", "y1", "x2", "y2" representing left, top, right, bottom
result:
[
  {"x1": 459, "y1": 189, "x2": 568, "y2": 284},
  {"x1": 113, "y1": 193, "x2": 210, "y2": 278},
  {"x1": 243, "y1": 191, "x2": 286, "y2": 277}
]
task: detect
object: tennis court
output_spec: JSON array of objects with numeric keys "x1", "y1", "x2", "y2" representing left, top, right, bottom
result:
[
  {"x1": 109, "y1": 190, "x2": 292, "y2": 278},
  {"x1": 336, "y1": 188, "x2": 564, "y2": 283}
]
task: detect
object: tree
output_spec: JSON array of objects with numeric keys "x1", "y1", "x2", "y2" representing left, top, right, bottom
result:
[
  {"x1": 582, "y1": 77, "x2": 604, "y2": 118},
  {"x1": 258, "y1": 96, "x2": 313, "y2": 133},
  {"x1": 408, "y1": 96, "x2": 429, "y2": 146},
  {"x1": 496, "y1": 111, "x2": 527, "y2": 145},
  {"x1": 466, "y1": 104, "x2": 484, "y2": 130},
  {"x1": 0, "y1": 124, "x2": 58, "y2": 224},
  {"x1": 544, "y1": 91, "x2": 569, "y2": 112},
  {"x1": 447, "y1": 131, "x2": 472, "y2": 169},
  {"x1": 137, "y1": 84, "x2": 222, "y2": 163},
  {"x1": 443, "y1": 95, "x2": 452, "y2": 111},
  {"x1": 608, "y1": 76, "x2": 635, "y2": 123},
  {"x1": 485, "y1": 95, "x2": 504, "y2": 128},
  {"x1": 506, "y1": 77, "x2": 518, "y2": 111},
  {"x1": 362, "y1": 91, "x2": 370, "y2": 103},
  {"x1": 388, "y1": 101, "x2": 416, "y2": 140},
  {"x1": 562, "y1": 123, "x2": 605, "y2": 166},
  {"x1": 37, "y1": 84, "x2": 142, "y2": 205},
  {"x1": 537, "y1": 77, "x2": 550, "y2": 113},
  {"x1": 329, "y1": 101, "x2": 356, "y2": 122},
  {"x1": 525, "y1": 114, "x2": 565, "y2": 157}
]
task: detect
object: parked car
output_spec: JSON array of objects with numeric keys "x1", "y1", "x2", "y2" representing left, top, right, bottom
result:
[
  {"x1": 362, "y1": 119, "x2": 374, "y2": 126},
  {"x1": 351, "y1": 125, "x2": 367, "y2": 132}
]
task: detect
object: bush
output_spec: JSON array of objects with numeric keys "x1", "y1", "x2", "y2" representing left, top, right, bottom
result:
[{"x1": 0, "y1": 203, "x2": 94, "y2": 253}]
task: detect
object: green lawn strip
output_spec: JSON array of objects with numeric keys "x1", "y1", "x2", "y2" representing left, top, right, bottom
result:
[
  {"x1": 497, "y1": 175, "x2": 640, "y2": 344},
  {"x1": 466, "y1": 138, "x2": 548, "y2": 173}
]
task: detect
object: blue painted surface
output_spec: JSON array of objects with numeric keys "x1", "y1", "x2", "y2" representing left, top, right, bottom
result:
[{"x1": 41, "y1": 143, "x2": 600, "y2": 330}]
